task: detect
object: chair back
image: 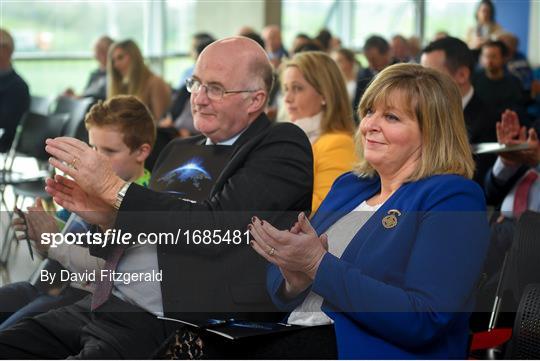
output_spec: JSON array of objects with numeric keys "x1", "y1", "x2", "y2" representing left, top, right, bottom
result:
[
  {"x1": 54, "y1": 96, "x2": 95, "y2": 142},
  {"x1": 29, "y1": 95, "x2": 53, "y2": 115},
  {"x1": 12, "y1": 112, "x2": 69, "y2": 162},
  {"x1": 505, "y1": 283, "x2": 540, "y2": 359},
  {"x1": 505, "y1": 211, "x2": 540, "y2": 301}
]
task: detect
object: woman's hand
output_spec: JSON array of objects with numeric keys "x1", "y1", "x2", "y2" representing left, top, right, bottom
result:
[
  {"x1": 45, "y1": 137, "x2": 125, "y2": 207},
  {"x1": 249, "y1": 212, "x2": 328, "y2": 296},
  {"x1": 45, "y1": 174, "x2": 116, "y2": 228}
]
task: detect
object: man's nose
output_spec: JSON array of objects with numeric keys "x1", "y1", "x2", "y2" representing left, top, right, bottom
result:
[{"x1": 193, "y1": 85, "x2": 210, "y2": 105}]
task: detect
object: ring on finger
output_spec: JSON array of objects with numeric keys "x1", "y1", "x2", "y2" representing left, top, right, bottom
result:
[
  {"x1": 69, "y1": 157, "x2": 79, "y2": 170},
  {"x1": 267, "y1": 247, "x2": 276, "y2": 256}
]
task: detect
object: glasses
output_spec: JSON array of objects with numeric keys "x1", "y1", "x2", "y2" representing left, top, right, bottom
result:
[{"x1": 186, "y1": 78, "x2": 258, "y2": 101}]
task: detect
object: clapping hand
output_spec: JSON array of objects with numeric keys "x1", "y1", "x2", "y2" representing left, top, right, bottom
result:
[
  {"x1": 496, "y1": 110, "x2": 539, "y2": 167},
  {"x1": 249, "y1": 212, "x2": 328, "y2": 298}
]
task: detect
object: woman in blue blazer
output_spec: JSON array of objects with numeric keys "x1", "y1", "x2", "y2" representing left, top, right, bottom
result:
[{"x1": 249, "y1": 64, "x2": 490, "y2": 359}]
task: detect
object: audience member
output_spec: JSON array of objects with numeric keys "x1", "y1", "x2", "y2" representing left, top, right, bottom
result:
[
  {"x1": 473, "y1": 40, "x2": 528, "y2": 124},
  {"x1": 433, "y1": 31, "x2": 449, "y2": 41},
  {"x1": 421, "y1": 36, "x2": 497, "y2": 185},
  {"x1": 107, "y1": 39, "x2": 171, "y2": 121},
  {"x1": 236, "y1": 25, "x2": 256, "y2": 36},
  {"x1": 63, "y1": 35, "x2": 114, "y2": 100},
  {"x1": 176, "y1": 33, "x2": 215, "y2": 89},
  {"x1": 262, "y1": 25, "x2": 289, "y2": 68},
  {"x1": 391, "y1": 34, "x2": 412, "y2": 63},
  {"x1": 466, "y1": 0, "x2": 504, "y2": 50},
  {"x1": 1, "y1": 95, "x2": 154, "y2": 331},
  {"x1": 249, "y1": 63, "x2": 489, "y2": 359},
  {"x1": 497, "y1": 32, "x2": 534, "y2": 95},
  {"x1": 352, "y1": 35, "x2": 394, "y2": 116},
  {"x1": 0, "y1": 28, "x2": 30, "y2": 153},
  {"x1": 407, "y1": 35, "x2": 422, "y2": 63},
  {"x1": 314, "y1": 29, "x2": 333, "y2": 52},
  {"x1": 485, "y1": 112, "x2": 539, "y2": 214},
  {"x1": 331, "y1": 48, "x2": 361, "y2": 103},
  {"x1": 291, "y1": 33, "x2": 312, "y2": 55},
  {"x1": 162, "y1": 33, "x2": 215, "y2": 136},
  {"x1": 478, "y1": 112, "x2": 539, "y2": 318},
  {"x1": 282, "y1": 51, "x2": 357, "y2": 213},
  {"x1": 0, "y1": 37, "x2": 313, "y2": 359}
]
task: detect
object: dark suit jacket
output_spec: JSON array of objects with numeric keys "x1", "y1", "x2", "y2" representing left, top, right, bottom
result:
[
  {"x1": 100, "y1": 113, "x2": 313, "y2": 321},
  {"x1": 464, "y1": 91, "x2": 498, "y2": 186}
]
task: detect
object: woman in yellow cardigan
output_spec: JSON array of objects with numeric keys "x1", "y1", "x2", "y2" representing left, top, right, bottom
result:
[{"x1": 281, "y1": 51, "x2": 357, "y2": 212}]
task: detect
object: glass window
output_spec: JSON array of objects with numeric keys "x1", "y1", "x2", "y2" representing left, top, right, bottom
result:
[
  {"x1": 3, "y1": 1, "x2": 145, "y2": 56},
  {"x1": 282, "y1": 0, "x2": 334, "y2": 50},
  {"x1": 351, "y1": 0, "x2": 415, "y2": 50},
  {"x1": 425, "y1": 0, "x2": 477, "y2": 44}
]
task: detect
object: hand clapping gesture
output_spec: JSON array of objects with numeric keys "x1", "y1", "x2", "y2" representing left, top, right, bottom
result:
[{"x1": 249, "y1": 212, "x2": 328, "y2": 298}]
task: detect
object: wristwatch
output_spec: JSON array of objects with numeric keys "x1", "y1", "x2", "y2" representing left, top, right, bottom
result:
[{"x1": 114, "y1": 182, "x2": 132, "y2": 210}]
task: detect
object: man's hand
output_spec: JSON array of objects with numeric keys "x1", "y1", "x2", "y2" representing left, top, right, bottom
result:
[
  {"x1": 495, "y1": 110, "x2": 539, "y2": 167},
  {"x1": 45, "y1": 137, "x2": 125, "y2": 207},
  {"x1": 45, "y1": 174, "x2": 116, "y2": 227}
]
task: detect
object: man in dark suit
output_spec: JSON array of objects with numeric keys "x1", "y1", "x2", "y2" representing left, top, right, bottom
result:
[
  {"x1": 421, "y1": 36, "x2": 497, "y2": 186},
  {"x1": 0, "y1": 37, "x2": 313, "y2": 359},
  {"x1": 352, "y1": 35, "x2": 394, "y2": 118},
  {"x1": 0, "y1": 28, "x2": 30, "y2": 153}
]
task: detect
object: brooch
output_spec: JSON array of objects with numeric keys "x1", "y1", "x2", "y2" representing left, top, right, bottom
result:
[{"x1": 382, "y1": 209, "x2": 401, "y2": 229}]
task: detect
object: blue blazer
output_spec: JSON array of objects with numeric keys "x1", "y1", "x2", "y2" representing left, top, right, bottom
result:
[{"x1": 268, "y1": 173, "x2": 490, "y2": 359}]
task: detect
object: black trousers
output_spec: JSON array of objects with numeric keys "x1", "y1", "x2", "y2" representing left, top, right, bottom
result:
[
  {"x1": 0, "y1": 295, "x2": 170, "y2": 359},
  {"x1": 200, "y1": 324, "x2": 337, "y2": 359}
]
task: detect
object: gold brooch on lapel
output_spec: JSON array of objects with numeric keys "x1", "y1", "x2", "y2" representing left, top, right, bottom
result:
[{"x1": 382, "y1": 209, "x2": 401, "y2": 229}]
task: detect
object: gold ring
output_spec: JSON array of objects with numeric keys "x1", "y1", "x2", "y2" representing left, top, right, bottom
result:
[
  {"x1": 70, "y1": 157, "x2": 79, "y2": 169},
  {"x1": 268, "y1": 247, "x2": 276, "y2": 256}
]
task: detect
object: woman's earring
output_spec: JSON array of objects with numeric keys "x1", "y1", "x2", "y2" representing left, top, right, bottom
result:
[{"x1": 321, "y1": 100, "x2": 326, "y2": 106}]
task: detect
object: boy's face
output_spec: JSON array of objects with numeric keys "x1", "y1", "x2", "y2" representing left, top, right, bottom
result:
[{"x1": 88, "y1": 125, "x2": 146, "y2": 182}]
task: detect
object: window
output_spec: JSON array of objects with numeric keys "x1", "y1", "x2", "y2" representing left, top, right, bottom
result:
[{"x1": 424, "y1": 0, "x2": 477, "y2": 44}]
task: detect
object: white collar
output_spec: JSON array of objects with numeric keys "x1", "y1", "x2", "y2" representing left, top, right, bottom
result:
[
  {"x1": 462, "y1": 86, "x2": 474, "y2": 109},
  {"x1": 205, "y1": 129, "x2": 245, "y2": 146},
  {"x1": 293, "y1": 112, "x2": 323, "y2": 144}
]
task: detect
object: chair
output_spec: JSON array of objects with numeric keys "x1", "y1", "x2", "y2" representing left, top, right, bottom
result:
[
  {"x1": 0, "y1": 112, "x2": 68, "y2": 264},
  {"x1": 488, "y1": 210, "x2": 540, "y2": 330},
  {"x1": 504, "y1": 283, "x2": 540, "y2": 359},
  {"x1": 29, "y1": 95, "x2": 54, "y2": 115},
  {"x1": 469, "y1": 211, "x2": 540, "y2": 359},
  {"x1": 53, "y1": 96, "x2": 96, "y2": 142}
]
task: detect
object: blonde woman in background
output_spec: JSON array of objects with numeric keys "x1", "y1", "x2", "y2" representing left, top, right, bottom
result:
[
  {"x1": 107, "y1": 39, "x2": 171, "y2": 122},
  {"x1": 281, "y1": 51, "x2": 357, "y2": 213}
]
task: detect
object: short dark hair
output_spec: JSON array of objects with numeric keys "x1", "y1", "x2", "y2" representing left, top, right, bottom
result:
[
  {"x1": 242, "y1": 32, "x2": 265, "y2": 49},
  {"x1": 363, "y1": 35, "x2": 389, "y2": 55},
  {"x1": 422, "y1": 36, "x2": 474, "y2": 75},
  {"x1": 476, "y1": 0, "x2": 496, "y2": 22},
  {"x1": 482, "y1": 40, "x2": 509, "y2": 58},
  {"x1": 193, "y1": 33, "x2": 215, "y2": 57}
]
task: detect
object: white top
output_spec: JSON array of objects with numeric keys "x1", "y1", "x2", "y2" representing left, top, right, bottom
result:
[
  {"x1": 293, "y1": 112, "x2": 322, "y2": 144},
  {"x1": 287, "y1": 200, "x2": 382, "y2": 326},
  {"x1": 462, "y1": 86, "x2": 474, "y2": 109}
]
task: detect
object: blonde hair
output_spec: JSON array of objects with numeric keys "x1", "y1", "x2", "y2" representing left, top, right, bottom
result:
[
  {"x1": 282, "y1": 51, "x2": 355, "y2": 134},
  {"x1": 355, "y1": 63, "x2": 474, "y2": 180},
  {"x1": 107, "y1": 40, "x2": 152, "y2": 101}
]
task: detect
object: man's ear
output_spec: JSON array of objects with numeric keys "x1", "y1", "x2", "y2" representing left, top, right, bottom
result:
[
  {"x1": 247, "y1": 90, "x2": 268, "y2": 115},
  {"x1": 454, "y1": 66, "x2": 470, "y2": 86},
  {"x1": 135, "y1": 143, "x2": 152, "y2": 163}
]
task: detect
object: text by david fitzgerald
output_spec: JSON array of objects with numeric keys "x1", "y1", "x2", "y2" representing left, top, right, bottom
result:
[{"x1": 40, "y1": 269, "x2": 163, "y2": 285}]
